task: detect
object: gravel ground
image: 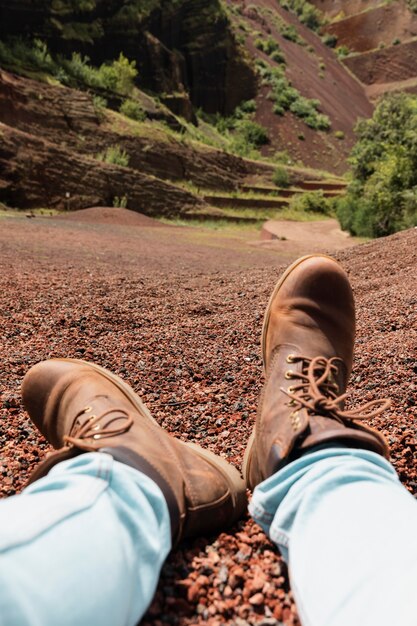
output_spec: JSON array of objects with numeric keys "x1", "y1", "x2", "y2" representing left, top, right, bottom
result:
[{"x1": 0, "y1": 215, "x2": 416, "y2": 625}]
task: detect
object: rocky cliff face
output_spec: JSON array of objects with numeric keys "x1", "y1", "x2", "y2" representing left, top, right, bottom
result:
[{"x1": 0, "y1": 0, "x2": 257, "y2": 114}]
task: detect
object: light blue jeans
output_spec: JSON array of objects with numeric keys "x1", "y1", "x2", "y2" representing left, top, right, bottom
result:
[
  {"x1": 1, "y1": 449, "x2": 416, "y2": 626},
  {"x1": 250, "y1": 448, "x2": 417, "y2": 626},
  {"x1": 0, "y1": 453, "x2": 171, "y2": 626}
]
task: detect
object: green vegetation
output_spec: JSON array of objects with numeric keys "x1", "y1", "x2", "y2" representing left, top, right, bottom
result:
[
  {"x1": 51, "y1": 0, "x2": 98, "y2": 14},
  {"x1": 113, "y1": 195, "x2": 128, "y2": 208},
  {"x1": 337, "y1": 93, "x2": 417, "y2": 237},
  {"x1": 0, "y1": 38, "x2": 57, "y2": 75},
  {"x1": 334, "y1": 130, "x2": 345, "y2": 140},
  {"x1": 336, "y1": 45, "x2": 350, "y2": 58},
  {"x1": 96, "y1": 145, "x2": 130, "y2": 167},
  {"x1": 234, "y1": 120, "x2": 269, "y2": 147},
  {"x1": 290, "y1": 191, "x2": 333, "y2": 215},
  {"x1": 272, "y1": 166, "x2": 290, "y2": 188},
  {"x1": 255, "y1": 37, "x2": 287, "y2": 63},
  {"x1": 61, "y1": 52, "x2": 138, "y2": 94},
  {"x1": 198, "y1": 100, "x2": 269, "y2": 157},
  {"x1": 257, "y1": 60, "x2": 331, "y2": 130},
  {"x1": 407, "y1": 0, "x2": 417, "y2": 12},
  {"x1": 0, "y1": 38, "x2": 137, "y2": 95},
  {"x1": 322, "y1": 33, "x2": 338, "y2": 48},
  {"x1": 280, "y1": 24, "x2": 302, "y2": 43},
  {"x1": 257, "y1": 7, "x2": 306, "y2": 46},
  {"x1": 278, "y1": 0, "x2": 324, "y2": 31},
  {"x1": 120, "y1": 99, "x2": 146, "y2": 121}
]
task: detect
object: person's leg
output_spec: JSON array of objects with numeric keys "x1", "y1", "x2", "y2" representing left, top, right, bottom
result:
[
  {"x1": 0, "y1": 452, "x2": 171, "y2": 626},
  {"x1": 242, "y1": 255, "x2": 410, "y2": 625},
  {"x1": 2, "y1": 357, "x2": 247, "y2": 625},
  {"x1": 250, "y1": 447, "x2": 417, "y2": 626}
]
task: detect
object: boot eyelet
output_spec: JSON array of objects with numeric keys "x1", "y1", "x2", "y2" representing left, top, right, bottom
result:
[
  {"x1": 284, "y1": 370, "x2": 293, "y2": 379},
  {"x1": 288, "y1": 386, "x2": 295, "y2": 393},
  {"x1": 286, "y1": 354, "x2": 295, "y2": 363}
]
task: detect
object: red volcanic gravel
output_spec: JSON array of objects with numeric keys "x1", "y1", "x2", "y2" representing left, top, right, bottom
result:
[{"x1": 0, "y1": 215, "x2": 416, "y2": 626}]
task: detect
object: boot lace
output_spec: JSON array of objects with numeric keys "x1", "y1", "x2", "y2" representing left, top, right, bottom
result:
[
  {"x1": 282, "y1": 355, "x2": 390, "y2": 423},
  {"x1": 63, "y1": 407, "x2": 134, "y2": 448}
]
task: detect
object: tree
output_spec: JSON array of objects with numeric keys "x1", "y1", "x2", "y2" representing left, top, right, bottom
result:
[{"x1": 337, "y1": 93, "x2": 417, "y2": 237}]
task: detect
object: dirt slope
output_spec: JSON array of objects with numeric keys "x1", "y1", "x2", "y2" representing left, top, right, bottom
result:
[
  {"x1": 344, "y1": 39, "x2": 417, "y2": 85},
  {"x1": 226, "y1": 0, "x2": 373, "y2": 173},
  {"x1": 325, "y1": 2, "x2": 417, "y2": 52},
  {"x1": 311, "y1": 0, "x2": 383, "y2": 19},
  {"x1": 0, "y1": 122, "x2": 206, "y2": 216},
  {"x1": 316, "y1": 0, "x2": 417, "y2": 101},
  {"x1": 0, "y1": 215, "x2": 415, "y2": 625},
  {"x1": 57, "y1": 207, "x2": 170, "y2": 227}
]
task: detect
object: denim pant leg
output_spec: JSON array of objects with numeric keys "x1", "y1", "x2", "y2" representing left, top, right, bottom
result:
[
  {"x1": 0, "y1": 452, "x2": 171, "y2": 626},
  {"x1": 250, "y1": 448, "x2": 417, "y2": 626}
]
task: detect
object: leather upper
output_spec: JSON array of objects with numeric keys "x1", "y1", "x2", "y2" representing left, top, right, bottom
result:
[
  {"x1": 22, "y1": 359, "x2": 247, "y2": 544},
  {"x1": 244, "y1": 255, "x2": 389, "y2": 490}
]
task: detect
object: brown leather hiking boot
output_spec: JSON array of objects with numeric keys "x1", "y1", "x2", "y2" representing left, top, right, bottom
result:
[
  {"x1": 22, "y1": 359, "x2": 247, "y2": 543},
  {"x1": 243, "y1": 254, "x2": 390, "y2": 490}
]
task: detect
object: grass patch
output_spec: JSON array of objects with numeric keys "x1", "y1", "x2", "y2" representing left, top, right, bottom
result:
[
  {"x1": 257, "y1": 60, "x2": 331, "y2": 130},
  {"x1": 96, "y1": 145, "x2": 130, "y2": 166},
  {"x1": 0, "y1": 38, "x2": 138, "y2": 95},
  {"x1": 157, "y1": 216, "x2": 264, "y2": 231}
]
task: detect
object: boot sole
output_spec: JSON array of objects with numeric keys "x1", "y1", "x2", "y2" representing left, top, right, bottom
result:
[
  {"x1": 50, "y1": 359, "x2": 247, "y2": 518},
  {"x1": 243, "y1": 253, "x2": 339, "y2": 486}
]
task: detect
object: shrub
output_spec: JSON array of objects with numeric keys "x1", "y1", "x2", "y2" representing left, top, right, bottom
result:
[
  {"x1": 281, "y1": 25, "x2": 300, "y2": 42},
  {"x1": 255, "y1": 37, "x2": 286, "y2": 62},
  {"x1": 113, "y1": 195, "x2": 128, "y2": 208},
  {"x1": 336, "y1": 45, "x2": 350, "y2": 58},
  {"x1": 63, "y1": 51, "x2": 138, "y2": 93},
  {"x1": 290, "y1": 191, "x2": 332, "y2": 214},
  {"x1": 256, "y1": 63, "x2": 331, "y2": 130},
  {"x1": 336, "y1": 93, "x2": 417, "y2": 237},
  {"x1": 272, "y1": 166, "x2": 290, "y2": 188},
  {"x1": 290, "y1": 96, "x2": 331, "y2": 130},
  {"x1": 322, "y1": 33, "x2": 338, "y2": 48},
  {"x1": 95, "y1": 53, "x2": 137, "y2": 95},
  {"x1": 92, "y1": 95, "x2": 107, "y2": 120},
  {"x1": 0, "y1": 37, "x2": 58, "y2": 74},
  {"x1": 237, "y1": 99, "x2": 257, "y2": 114},
  {"x1": 270, "y1": 49, "x2": 286, "y2": 64},
  {"x1": 120, "y1": 99, "x2": 146, "y2": 121},
  {"x1": 96, "y1": 145, "x2": 130, "y2": 167},
  {"x1": 235, "y1": 120, "x2": 269, "y2": 147},
  {"x1": 273, "y1": 150, "x2": 293, "y2": 164},
  {"x1": 299, "y1": 3, "x2": 322, "y2": 29},
  {"x1": 334, "y1": 130, "x2": 345, "y2": 140},
  {"x1": 277, "y1": 0, "x2": 324, "y2": 31}
]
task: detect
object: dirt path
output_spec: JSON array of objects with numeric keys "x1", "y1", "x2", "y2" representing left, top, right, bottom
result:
[
  {"x1": 0, "y1": 212, "x2": 416, "y2": 625},
  {"x1": 258, "y1": 218, "x2": 360, "y2": 253}
]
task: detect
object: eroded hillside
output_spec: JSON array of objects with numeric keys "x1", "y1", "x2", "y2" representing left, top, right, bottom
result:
[
  {"x1": 2, "y1": 0, "x2": 416, "y2": 212},
  {"x1": 313, "y1": 0, "x2": 417, "y2": 100}
]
